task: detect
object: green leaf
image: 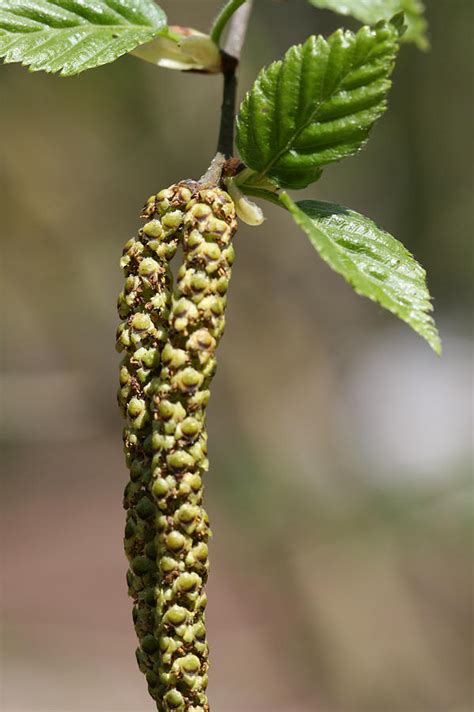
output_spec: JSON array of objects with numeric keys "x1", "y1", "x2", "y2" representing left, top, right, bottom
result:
[
  {"x1": 308, "y1": 0, "x2": 429, "y2": 50},
  {"x1": 0, "y1": 0, "x2": 167, "y2": 75},
  {"x1": 281, "y1": 193, "x2": 441, "y2": 354},
  {"x1": 236, "y1": 21, "x2": 400, "y2": 190}
]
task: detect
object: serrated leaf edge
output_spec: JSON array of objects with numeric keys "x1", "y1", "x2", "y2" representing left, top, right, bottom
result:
[{"x1": 280, "y1": 191, "x2": 441, "y2": 354}]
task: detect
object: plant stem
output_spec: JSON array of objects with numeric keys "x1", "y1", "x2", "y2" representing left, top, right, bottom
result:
[
  {"x1": 210, "y1": 0, "x2": 248, "y2": 47},
  {"x1": 216, "y1": 1, "x2": 253, "y2": 157},
  {"x1": 217, "y1": 60, "x2": 238, "y2": 157}
]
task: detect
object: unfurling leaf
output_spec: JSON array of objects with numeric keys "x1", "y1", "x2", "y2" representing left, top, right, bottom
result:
[
  {"x1": 281, "y1": 194, "x2": 441, "y2": 353},
  {"x1": 308, "y1": 0, "x2": 429, "y2": 50},
  {"x1": 132, "y1": 26, "x2": 221, "y2": 73},
  {"x1": 0, "y1": 0, "x2": 167, "y2": 75},
  {"x1": 236, "y1": 21, "x2": 400, "y2": 190}
]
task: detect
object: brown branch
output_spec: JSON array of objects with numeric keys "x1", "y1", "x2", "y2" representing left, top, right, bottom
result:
[{"x1": 217, "y1": 1, "x2": 254, "y2": 157}]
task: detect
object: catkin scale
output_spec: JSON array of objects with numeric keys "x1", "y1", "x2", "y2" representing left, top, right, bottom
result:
[{"x1": 118, "y1": 183, "x2": 237, "y2": 711}]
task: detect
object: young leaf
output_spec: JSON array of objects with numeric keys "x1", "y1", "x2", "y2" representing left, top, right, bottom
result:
[
  {"x1": 308, "y1": 0, "x2": 429, "y2": 50},
  {"x1": 281, "y1": 193, "x2": 441, "y2": 354},
  {"x1": 236, "y1": 21, "x2": 400, "y2": 190},
  {"x1": 0, "y1": 0, "x2": 167, "y2": 75},
  {"x1": 132, "y1": 27, "x2": 221, "y2": 73}
]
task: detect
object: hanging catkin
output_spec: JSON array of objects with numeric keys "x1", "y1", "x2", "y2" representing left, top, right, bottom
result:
[{"x1": 117, "y1": 183, "x2": 237, "y2": 711}]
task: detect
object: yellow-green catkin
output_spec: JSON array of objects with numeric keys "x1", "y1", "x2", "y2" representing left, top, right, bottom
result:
[
  {"x1": 117, "y1": 183, "x2": 237, "y2": 711},
  {"x1": 116, "y1": 181, "x2": 195, "y2": 703}
]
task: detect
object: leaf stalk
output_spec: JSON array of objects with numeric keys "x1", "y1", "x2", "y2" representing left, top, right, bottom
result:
[{"x1": 210, "y1": 0, "x2": 248, "y2": 46}]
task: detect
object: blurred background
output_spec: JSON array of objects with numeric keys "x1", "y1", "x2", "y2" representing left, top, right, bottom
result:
[{"x1": 1, "y1": 1, "x2": 472, "y2": 710}]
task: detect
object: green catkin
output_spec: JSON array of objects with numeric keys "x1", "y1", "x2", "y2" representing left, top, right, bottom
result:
[
  {"x1": 117, "y1": 183, "x2": 237, "y2": 711},
  {"x1": 116, "y1": 181, "x2": 196, "y2": 700}
]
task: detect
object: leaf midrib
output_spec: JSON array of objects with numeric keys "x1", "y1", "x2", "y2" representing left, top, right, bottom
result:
[
  {"x1": 311, "y1": 223, "x2": 432, "y2": 316},
  {"x1": 1, "y1": 23, "x2": 155, "y2": 35},
  {"x1": 312, "y1": 219, "x2": 426, "y2": 295},
  {"x1": 307, "y1": 208, "x2": 426, "y2": 286},
  {"x1": 257, "y1": 32, "x2": 393, "y2": 181}
]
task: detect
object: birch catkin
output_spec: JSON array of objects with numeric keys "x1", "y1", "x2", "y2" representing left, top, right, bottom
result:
[{"x1": 117, "y1": 183, "x2": 237, "y2": 711}]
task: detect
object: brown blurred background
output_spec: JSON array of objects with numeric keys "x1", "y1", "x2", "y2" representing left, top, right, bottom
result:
[{"x1": 1, "y1": 1, "x2": 473, "y2": 710}]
